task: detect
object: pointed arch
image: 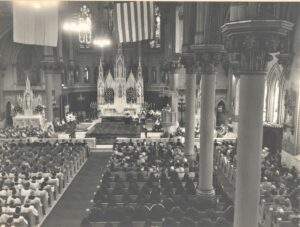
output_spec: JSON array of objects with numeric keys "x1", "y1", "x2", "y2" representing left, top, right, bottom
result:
[{"x1": 265, "y1": 62, "x2": 286, "y2": 124}]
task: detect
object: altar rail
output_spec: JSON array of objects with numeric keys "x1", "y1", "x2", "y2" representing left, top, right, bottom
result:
[
  {"x1": 0, "y1": 137, "x2": 96, "y2": 148},
  {"x1": 116, "y1": 137, "x2": 236, "y2": 146},
  {"x1": 215, "y1": 149, "x2": 299, "y2": 227}
]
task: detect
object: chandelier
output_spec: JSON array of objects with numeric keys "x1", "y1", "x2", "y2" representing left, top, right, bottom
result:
[
  {"x1": 63, "y1": 4, "x2": 112, "y2": 48},
  {"x1": 78, "y1": 5, "x2": 92, "y2": 45},
  {"x1": 63, "y1": 5, "x2": 92, "y2": 45}
]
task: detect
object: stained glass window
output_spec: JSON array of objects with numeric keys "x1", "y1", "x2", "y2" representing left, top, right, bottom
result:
[
  {"x1": 104, "y1": 88, "x2": 114, "y2": 104},
  {"x1": 126, "y1": 87, "x2": 137, "y2": 104},
  {"x1": 150, "y1": 4, "x2": 161, "y2": 48}
]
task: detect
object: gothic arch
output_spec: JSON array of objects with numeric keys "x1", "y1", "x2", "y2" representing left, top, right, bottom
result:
[
  {"x1": 15, "y1": 45, "x2": 41, "y2": 86},
  {"x1": 216, "y1": 99, "x2": 226, "y2": 126},
  {"x1": 265, "y1": 63, "x2": 286, "y2": 124},
  {"x1": 234, "y1": 78, "x2": 240, "y2": 116}
]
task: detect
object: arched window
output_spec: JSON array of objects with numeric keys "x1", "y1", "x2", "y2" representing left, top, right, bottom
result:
[
  {"x1": 273, "y1": 79, "x2": 280, "y2": 123},
  {"x1": 152, "y1": 67, "x2": 157, "y2": 84},
  {"x1": 126, "y1": 87, "x2": 137, "y2": 104},
  {"x1": 263, "y1": 81, "x2": 268, "y2": 121},
  {"x1": 216, "y1": 100, "x2": 226, "y2": 126},
  {"x1": 83, "y1": 66, "x2": 90, "y2": 83},
  {"x1": 150, "y1": 4, "x2": 161, "y2": 48},
  {"x1": 264, "y1": 63, "x2": 286, "y2": 124},
  {"x1": 234, "y1": 78, "x2": 240, "y2": 116},
  {"x1": 104, "y1": 88, "x2": 114, "y2": 104},
  {"x1": 16, "y1": 47, "x2": 40, "y2": 85}
]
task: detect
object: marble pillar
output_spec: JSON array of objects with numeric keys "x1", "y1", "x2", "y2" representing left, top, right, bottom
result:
[
  {"x1": 41, "y1": 47, "x2": 60, "y2": 122},
  {"x1": 234, "y1": 73, "x2": 265, "y2": 227},
  {"x1": 0, "y1": 74, "x2": 4, "y2": 119},
  {"x1": 171, "y1": 91, "x2": 178, "y2": 122},
  {"x1": 0, "y1": 56, "x2": 6, "y2": 120},
  {"x1": 222, "y1": 17, "x2": 293, "y2": 227},
  {"x1": 45, "y1": 74, "x2": 53, "y2": 122},
  {"x1": 184, "y1": 73, "x2": 197, "y2": 156},
  {"x1": 198, "y1": 63, "x2": 217, "y2": 196},
  {"x1": 190, "y1": 45, "x2": 224, "y2": 197},
  {"x1": 288, "y1": 15, "x2": 300, "y2": 155}
]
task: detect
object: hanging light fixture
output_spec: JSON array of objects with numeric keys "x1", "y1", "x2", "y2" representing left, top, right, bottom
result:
[
  {"x1": 78, "y1": 5, "x2": 92, "y2": 45},
  {"x1": 63, "y1": 4, "x2": 92, "y2": 46}
]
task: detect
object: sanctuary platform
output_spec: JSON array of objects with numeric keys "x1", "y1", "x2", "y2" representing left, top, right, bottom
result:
[{"x1": 86, "y1": 116, "x2": 141, "y2": 145}]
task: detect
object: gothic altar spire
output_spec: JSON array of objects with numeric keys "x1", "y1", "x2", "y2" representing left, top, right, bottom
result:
[
  {"x1": 98, "y1": 58, "x2": 104, "y2": 80},
  {"x1": 137, "y1": 57, "x2": 142, "y2": 79},
  {"x1": 25, "y1": 76, "x2": 31, "y2": 93}
]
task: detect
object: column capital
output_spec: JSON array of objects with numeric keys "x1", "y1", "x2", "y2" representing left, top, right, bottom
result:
[
  {"x1": 40, "y1": 60, "x2": 63, "y2": 72},
  {"x1": 221, "y1": 20, "x2": 294, "y2": 74},
  {"x1": 181, "y1": 52, "x2": 198, "y2": 74},
  {"x1": 161, "y1": 54, "x2": 183, "y2": 74},
  {"x1": 191, "y1": 44, "x2": 225, "y2": 75}
]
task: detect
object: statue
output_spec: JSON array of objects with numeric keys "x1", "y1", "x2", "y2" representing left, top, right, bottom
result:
[
  {"x1": 14, "y1": 76, "x2": 46, "y2": 130},
  {"x1": 23, "y1": 76, "x2": 33, "y2": 115}
]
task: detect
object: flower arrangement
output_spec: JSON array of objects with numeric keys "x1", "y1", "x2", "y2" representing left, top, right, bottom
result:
[
  {"x1": 13, "y1": 105, "x2": 23, "y2": 115},
  {"x1": 34, "y1": 104, "x2": 45, "y2": 114}
]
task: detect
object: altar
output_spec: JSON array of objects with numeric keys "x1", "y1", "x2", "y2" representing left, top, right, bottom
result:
[
  {"x1": 97, "y1": 49, "x2": 144, "y2": 117},
  {"x1": 13, "y1": 114, "x2": 45, "y2": 128},
  {"x1": 13, "y1": 77, "x2": 46, "y2": 129}
]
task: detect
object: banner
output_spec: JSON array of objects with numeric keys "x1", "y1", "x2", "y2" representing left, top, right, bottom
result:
[{"x1": 13, "y1": 1, "x2": 58, "y2": 47}]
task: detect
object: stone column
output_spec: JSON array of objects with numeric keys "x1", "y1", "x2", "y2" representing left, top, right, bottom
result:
[
  {"x1": 193, "y1": 46, "x2": 224, "y2": 197},
  {"x1": 222, "y1": 18, "x2": 293, "y2": 227},
  {"x1": 0, "y1": 56, "x2": 6, "y2": 120},
  {"x1": 286, "y1": 15, "x2": 300, "y2": 155},
  {"x1": 171, "y1": 91, "x2": 178, "y2": 122},
  {"x1": 68, "y1": 34, "x2": 75, "y2": 85},
  {"x1": 0, "y1": 74, "x2": 4, "y2": 120},
  {"x1": 182, "y1": 53, "x2": 197, "y2": 157},
  {"x1": 41, "y1": 47, "x2": 60, "y2": 122}
]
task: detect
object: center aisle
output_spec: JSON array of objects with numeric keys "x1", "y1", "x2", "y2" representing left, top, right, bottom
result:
[{"x1": 42, "y1": 152, "x2": 112, "y2": 227}]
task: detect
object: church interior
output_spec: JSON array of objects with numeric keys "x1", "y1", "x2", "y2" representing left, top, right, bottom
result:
[{"x1": 0, "y1": 1, "x2": 299, "y2": 227}]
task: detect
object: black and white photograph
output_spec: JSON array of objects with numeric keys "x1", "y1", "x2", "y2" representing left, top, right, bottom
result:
[{"x1": 0, "y1": 1, "x2": 299, "y2": 227}]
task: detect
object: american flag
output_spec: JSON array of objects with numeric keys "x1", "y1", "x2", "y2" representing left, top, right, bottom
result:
[{"x1": 116, "y1": 2, "x2": 154, "y2": 43}]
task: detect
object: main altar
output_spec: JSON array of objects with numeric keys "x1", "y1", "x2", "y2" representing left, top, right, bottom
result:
[
  {"x1": 13, "y1": 77, "x2": 46, "y2": 129},
  {"x1": 97, "y1": 49, "x2": 144, "y2": 117}
]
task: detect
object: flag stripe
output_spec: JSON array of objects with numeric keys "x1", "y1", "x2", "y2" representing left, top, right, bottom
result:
[
  {"x1": 116, "y1": 3, "x2": 123, "y2": 43},
  {"x1": 123, "y1": 3, "x2": 130, "y2": 42},
  {"x1": 149, "y1": 2, "x2": 154, "y2": 39},
  {"x1": 130, "y1": 2, "x2": 136, "y2": 42},
  {"x1": 120, "y1": 4, "x2": 127, "y2": 43},
  {"x1": 140, "y1": 2, "x2": 145, "y2": 40},
  {"x1": 136, "y1": 2, "x2": 142, "y2": 41},
  {"x1": 147, "y1": 2, "x2": 151, "y2": 40},
  {"x1": 127, "y1": 3, "x2": 133, "y2": 42},
  {"x1": 143, "y1": 2, "x2": 148, "y2": 40},
  {"x1": 134, "y1": 3, "x2": 139, "y2": 42}
]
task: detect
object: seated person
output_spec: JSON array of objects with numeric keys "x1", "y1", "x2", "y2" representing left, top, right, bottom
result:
[
  {"x1": 0, "y1": 207, "x2": 11, "y2": 224},
  {"x1": 11, "y1": 207, "x2": 28, "y2": 227}
]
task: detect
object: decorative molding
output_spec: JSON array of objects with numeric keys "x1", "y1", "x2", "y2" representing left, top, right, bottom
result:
[
  {"x1": 221, "y1": 20, "x2": 294, "y2": 74},
  {"x1": 181, "y1": 52, "x2": 197, "y2": 74},
  {"x1": 191, "y1": 44, "x2": 225, "y2": 75}
]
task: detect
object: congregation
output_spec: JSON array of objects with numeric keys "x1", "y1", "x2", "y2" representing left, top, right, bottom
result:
[
  {"x1": 0, "y1": 140, "x2": 89, "y2": 227},
  {"x1": 215, "y1": 141, "x2": 300, "y2": 226},
  {"x1": 83, "y1": 139, "x2": 233, "y2": 227}
]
